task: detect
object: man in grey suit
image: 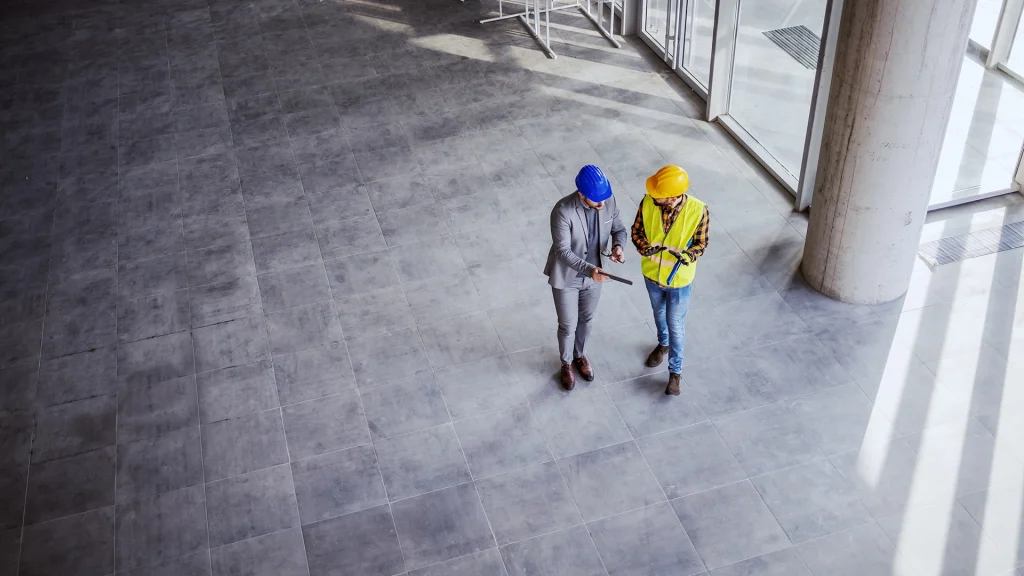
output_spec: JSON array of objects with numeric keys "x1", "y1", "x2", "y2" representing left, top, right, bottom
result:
[{"x1": 543, "y1": 165, "x2": 628, "y2": 390}]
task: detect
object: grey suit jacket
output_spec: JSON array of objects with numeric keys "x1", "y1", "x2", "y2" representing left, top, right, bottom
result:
[{"x1": 543, "y1": 192, "x2": 628, "y2": 289}]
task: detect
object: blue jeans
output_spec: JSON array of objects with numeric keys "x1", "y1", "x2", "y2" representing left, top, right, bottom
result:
[{"x1": 645, "y1": 278, "x2": 691, "y2": 374}]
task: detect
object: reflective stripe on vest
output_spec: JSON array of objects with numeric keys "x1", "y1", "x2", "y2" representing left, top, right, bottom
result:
[{"x1": 640, "y1": 194, "x2": 705, "y2": 288}]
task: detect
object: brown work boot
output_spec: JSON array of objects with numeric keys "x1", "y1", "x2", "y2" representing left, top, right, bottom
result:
[
  {"x1": 560, "y1": 363, "x2": 575, "y2": 390},
  {"x1": 646, "y1": 345, "x2": 669, "y2": 367},
  {"x1": 665, "y1": 373, "x2": 681, "y2": 396},
  {"x1": 573, "y1": 356, "x2": 594, "y2": 382}
]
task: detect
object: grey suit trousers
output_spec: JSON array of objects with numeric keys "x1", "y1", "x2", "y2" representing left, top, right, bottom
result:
[{"x1": 552, "y1": 275, "x2": 603, "y2": 364}]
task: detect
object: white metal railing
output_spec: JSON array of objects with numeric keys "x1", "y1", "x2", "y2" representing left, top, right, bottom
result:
[{"x1": 479, "y1": 0, "x2": 622, "y2": 58}]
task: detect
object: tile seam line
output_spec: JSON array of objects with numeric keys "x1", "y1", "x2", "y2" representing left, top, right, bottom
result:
[
  {"x1": 175, "y1": 12, "x2": 217, "y2": 571},
  {"x1": 483, "y1": 295, "x2": 611, "y2": 576},
  {"x1": 16, "y1": 20, "x2": 74, "y2": 569},
  {"x1": 289, "y1": 6, "x2": 406, "y2": 569},
  {"x1": 407, "y1": 312, "x2": 503, "y2": 570},
  {"x1": 602, "y1": 372, "x2": 710, "y2": 574},
  {"x1": 109, "y1": 11, "x2": 123, "y2": 574},
  {"x1": 187, "y1": 5, "x2": 266, "y2": 573}
]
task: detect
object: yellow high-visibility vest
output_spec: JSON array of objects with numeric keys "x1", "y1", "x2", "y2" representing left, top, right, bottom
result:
[{"x1": 640, "y1": 194, "x2": 705, "y2": 288}]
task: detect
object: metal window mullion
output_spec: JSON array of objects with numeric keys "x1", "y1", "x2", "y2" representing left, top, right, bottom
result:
[
  {"x1": 672, "y1": 0, "x2": 688, "y2": 69},
  {"x1": 795, "y1": 0, "x2": 844, "y2": 211},
  {"x1": 681, "y1": 0, "x2": 696, "y2": 69},
  {"x1": 1015, "y1": 142, "x2": 1024, "y2": 190},
  {"x1": 664, "y1": 0, "x2": 676, "y2": 62},
  {"x1": 986, "y1": 0, "x2": 1024, "y2": 67},
  {"x1": 706, "y1": 0, "x2": 741, "y2": 120}
]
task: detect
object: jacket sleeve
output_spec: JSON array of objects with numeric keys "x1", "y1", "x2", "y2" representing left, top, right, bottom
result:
[
  {"x1": 684, "y1": 206, "x2": 710, "y2": 263},
  {"x1": 610, "y1": 199, "x2": 628, "y2": 249},
  {"x1": 551, "y1": 204, "x2": 595, "y2": 275},
  {"x1": 631, "y1": 203, "x2": 659, "y2": 257}
]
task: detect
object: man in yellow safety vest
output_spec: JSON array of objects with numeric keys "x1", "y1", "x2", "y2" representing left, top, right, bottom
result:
[{"x1": 631, "y1": 166, "x2": 710, "y2": 395}]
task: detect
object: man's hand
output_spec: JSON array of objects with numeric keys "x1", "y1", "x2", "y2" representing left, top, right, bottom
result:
[
  {"x1": 610, "y1": 245, "x2": 625, "y2": 264},
  {"x1": 668, "y1": 250, "x2": 691, "y2": 265},
  {"x1": 591, "y1": 267, "x2": 610, "y2": 283}
]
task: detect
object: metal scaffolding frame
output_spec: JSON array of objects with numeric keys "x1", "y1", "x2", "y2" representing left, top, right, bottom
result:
[{"x1": 479, "y1": 0, "x2": 622, "y2": 58}]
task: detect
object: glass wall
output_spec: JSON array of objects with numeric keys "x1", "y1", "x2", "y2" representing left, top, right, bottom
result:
[
  {"x1": 679, "y1": 0, "x2": 714, "y2": 87},
  {"x1": 643, "y1": 0, "x2": 673, "y2": 50},
  {"x1": 1007, "y1": 15, "x2": 1024, "y2": 75},
  {"x1": 971, "y1": 0, "x2": 1004, "y2": 49},
  {"x1": 927, "y1": 0, "x2": 1024, "y2": 207},
  {"x1": 728, "y1": 0, "x2": 827, "y2": 178},
  {"x1": 638, "y1": 0, "x2": 713, "y2": 92},
  {"x1": 633, "y1": 0, "x2": 1024, "y2": 211},
  {"x1": 929, "y1": 55, "x2": 1024, "y2": 207}
]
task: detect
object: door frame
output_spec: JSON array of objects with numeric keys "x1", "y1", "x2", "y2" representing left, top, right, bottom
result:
[{"x1": 637, "y1": 0, "x2": 711, "y2": 98}]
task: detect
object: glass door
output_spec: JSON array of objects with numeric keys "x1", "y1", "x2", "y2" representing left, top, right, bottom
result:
[
  {"x1": 639, "y1": 0, "x2": 713, "y2": 94},
  {"x1": 641, "y1": 0, "x2": 679, "y2": 58},
  {"x1": 678, "y1": 0, "x2": 714, "y2": 88}
]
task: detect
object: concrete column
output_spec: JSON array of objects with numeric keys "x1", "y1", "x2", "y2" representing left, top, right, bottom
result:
[{"x1": 801, "y1": 0, "x2": 979, "y2": 304}]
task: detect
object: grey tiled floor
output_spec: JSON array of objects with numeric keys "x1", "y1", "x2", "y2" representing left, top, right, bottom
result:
[{"x1": 3, "y1": 0, "x2": 1024, "y2": 574}]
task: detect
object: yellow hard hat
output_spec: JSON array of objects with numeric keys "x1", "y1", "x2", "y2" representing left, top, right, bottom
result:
[{"x1": 646, "y1": 165, "x2": 690, "y2": 199}]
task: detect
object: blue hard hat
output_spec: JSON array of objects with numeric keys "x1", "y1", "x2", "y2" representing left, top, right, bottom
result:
[{"x1": 575, "y1": 165, "x2": 612, "y2": 202}]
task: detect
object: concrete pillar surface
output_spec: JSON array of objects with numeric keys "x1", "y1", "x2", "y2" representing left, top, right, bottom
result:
[{"x1": 801, "y1": 0, "x2": 979, "y2": 304}]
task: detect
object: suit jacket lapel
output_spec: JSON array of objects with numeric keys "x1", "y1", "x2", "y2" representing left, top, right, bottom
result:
[{"x1": 574, "y1": 195, "x2": 589, "y2": 240}]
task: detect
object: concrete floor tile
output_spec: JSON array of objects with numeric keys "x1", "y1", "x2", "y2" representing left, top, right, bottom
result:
[
  {"x1": 531, "y1": 388, "x2": 632, "y2": 459},
  {"x1": 682, "y1": 355, "x2": 781, "y2": 419},
  {"x1": 636, "y1": 422, "x2": 747, "y2": 500},
  {"x1": 403, "y1": 272, "x2": 486, "y2": 326},
  {"x1": 375, "y1": 423, "x2": 471, "y2": 501},
  {"x1": 196, "y1": 360, "x2": 279, "y2": 424},
  {"x1": 192, "y1": 316, "x2": 271, "y2": 373},
  {"x1": 21, "y1": 507, "x2": 115, "y2": 576},
  {"x1": 557, "y1": 441, "x2": 665, "y2": 522},
  {"x1": 419, "y1": 311, "x2": 505, "y2": 369},
  {"x1": 281, "y1": 390, "x2": 370, "y2": 460},
  {"x1": 210, "y1": 527, "x2": 308, "y2": 576},
  {"x1": 786, "y1": 384, "x2": 882, "y2": 456},
  {"x1": 205, "y1": 464, "x2": 300, "y2": 547},
  {"x1": 714, "y1": 402, "x2": 822, "y2": 477},
  {"x1": 116, "y1": 428, "x2": 203, "y2": 504},
  {"x1": 605, "y1": 372, "x2": 708, "y2": 438},
  {"x1": 360, "y1": 373, "x2": 450, "y2": 441},
  {"x1": 454, "y1": 406, "x2": 552, "y2": 479},
  {"x1": 258, "y1": 262, "x2": 332, "y2": 313},
  {"x1": 796, "y1": 523, "x2": 916, "y2": 576},
  {"x1": 589, "y1": 503, "x2": 705, "y2": 576},
  {"x1": 272, "y1": 342, "x2": 357, "y2": 405},
  {"x1": 434, "y1": 355, "x2": 528, "y2": 420},
  {"x1": 476, "y1": 461, "x2": 581, "y2": 546},
  {"x1": 201, "y1": 409, "x2": 289, "y2": 481},
  {"x1": 499, "y1": 525, "x2": 605, "y2": 576},
  {"x1": 115, "y1": 485, "x2": 209, "y2": 572},
  {"x1": 392, "y1": 483, "x2": 494, "y2": 571},
  {"x1": 708, "y1": 548, "x2": 810, "y2": 576},
  {"x1": 32, "y1": 394, "x2": 117, "y2": 462},
  {"x1": 750, "y1": 459, "x2": 873, "y2": 544},
  {"x1": 744, "y1": 335, "x2": 853, "y2": 399},
  {"x1": 408, "y1": 548, "x2": 508, "y2": 576},
  {"x1": 291, "y1": 444, "x2": 387, "y2": 525},
  {"x1": 303, "y1": 505, "x2": 406, "y2": 576},
  {"x1": 671, "y1": 480, "x2": 790, "y2": 570}
]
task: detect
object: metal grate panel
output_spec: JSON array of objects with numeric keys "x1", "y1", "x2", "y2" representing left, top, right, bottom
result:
[
  {"x1": 918, "y1": 222, "x2": 1024, "y2": 267},
  {"x1": 763, "y1": 25, "x2": 821, "y2": 69}
]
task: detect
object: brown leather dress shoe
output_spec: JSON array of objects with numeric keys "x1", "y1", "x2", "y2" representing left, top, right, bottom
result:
[
  {"x1": 560, "y1": 363, "x2": 575, "y2": 390},
  {"x1": 665, "y1": 373, "x2": 681, "y2": 396},
  {"x1": 573, "y1": 356, "x2": 594, "y2": 381},
  {"x1": 646, "y1": 345, "x2": 669, "y2": 367}
]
